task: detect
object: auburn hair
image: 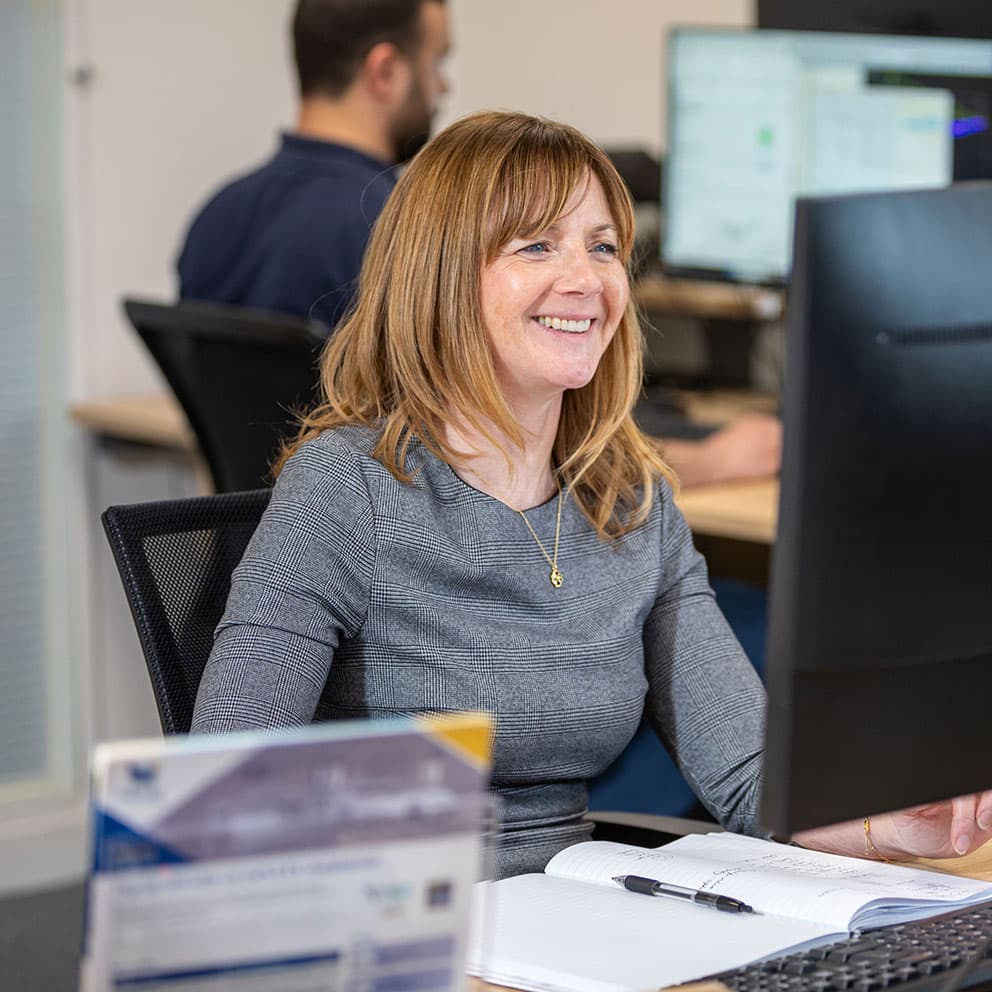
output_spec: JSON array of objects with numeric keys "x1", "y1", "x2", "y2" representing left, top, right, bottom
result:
[{"x1": 276, "y1": 110, "x2": 675, "y2": 538}]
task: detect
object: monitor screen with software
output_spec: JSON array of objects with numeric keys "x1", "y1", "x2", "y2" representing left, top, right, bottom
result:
[
  {"x1": 662, "y1": 27, "x2": 992, "y2": 284},
  {"x1": 760, "y1": 182, "x2": 992, "y2": 837}
]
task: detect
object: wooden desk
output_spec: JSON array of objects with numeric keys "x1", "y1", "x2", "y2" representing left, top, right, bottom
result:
[
  {"x1": 70, "y1": 392, "x2": 779, "y2": 545},
  {"x1": 636, "y1": 273, "x2": 784, "y2": 322},
  {"x1": 908, "y1": 842, "x2": 992, "y2": 883},
  {"x1": 676, "y1": 478, "x2": 778, "y2": 545},
  {"x1": 664, "y1": 389, "x2": 780, "y2": 546},
  {"x1": 675, "y1": 388, "x2": 778, "y2": 426},
  {"x1": 70, "y1": 393, "x2": 195, "y2": 451}
]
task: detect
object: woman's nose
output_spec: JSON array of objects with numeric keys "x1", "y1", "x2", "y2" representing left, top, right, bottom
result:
[{"x1": 554, "y1": 248, "x2": 603, "y2": 295}]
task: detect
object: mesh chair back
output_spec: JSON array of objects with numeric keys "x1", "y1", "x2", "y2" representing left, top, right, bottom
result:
[
  {"x1": 123, "y1": 298, "x2": 326, "y2": 492},
  {"x1": 102, "y1": 489, "x2": 271, "y2": 734}
]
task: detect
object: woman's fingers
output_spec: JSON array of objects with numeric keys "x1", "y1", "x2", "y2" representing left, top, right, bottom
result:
[
  {"x1": 977, "y1": 790, "x2": 992, "y2": 833},
  {"x1": 950, "y1": 793, "x2": 978, "y2": 855}
]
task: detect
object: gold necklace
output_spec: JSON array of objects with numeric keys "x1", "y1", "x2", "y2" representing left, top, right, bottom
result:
[{"x1": 516, "y1": 476, "x2": 564, "y2": 589}]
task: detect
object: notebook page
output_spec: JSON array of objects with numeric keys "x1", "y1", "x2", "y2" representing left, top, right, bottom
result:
[
  {"x1": 676, "y1": 835, "x2": 992, "y2": 927},
  {"x1": 546, "y1": 835, "x2": 992, "y2": 930},
  {"x1": 467, "y1": 874, "x2": 836, "y2": 992}
]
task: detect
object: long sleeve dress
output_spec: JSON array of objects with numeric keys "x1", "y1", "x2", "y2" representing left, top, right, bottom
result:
[{"x1": 192, "y1": 424, "x2": 766, "y2": 877}]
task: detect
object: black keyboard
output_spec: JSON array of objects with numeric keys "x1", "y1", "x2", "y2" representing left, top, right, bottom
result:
[{"x1": 701, "y1": 900, "x2": 992, "y2": 992}]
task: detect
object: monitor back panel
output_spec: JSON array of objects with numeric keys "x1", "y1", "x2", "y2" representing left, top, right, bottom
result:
[{"x1": 762, "y1": 182, "x2": 992, "y2": 835}]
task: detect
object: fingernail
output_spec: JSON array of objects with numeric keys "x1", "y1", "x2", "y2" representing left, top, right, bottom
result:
[
  {"x1": 979, "y1": 812, "x2": 991, "y2": 831},
  {"x1": 955, "y1": 833, "x2": 971, "y2": 855}
]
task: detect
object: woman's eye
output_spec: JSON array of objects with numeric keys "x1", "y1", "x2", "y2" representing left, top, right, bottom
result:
[
  {"x1": 593, "y1": 242, "x2": 619, "y2": 256},
  {"x1": 519, "y1": 241, "x2": 551, "y2": 255}
]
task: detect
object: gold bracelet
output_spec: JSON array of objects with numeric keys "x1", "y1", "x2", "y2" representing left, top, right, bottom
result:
[{"x1": 863, "y1": 816, "x2": 892, "y2": 863}]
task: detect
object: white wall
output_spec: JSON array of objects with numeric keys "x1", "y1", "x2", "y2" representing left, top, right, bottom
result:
[
  {"x1": 443, "y1": 0, "x2": 753, "y2": 152},
  {"x1": 68, "y1": 0, "x2": 297, "y2": 402}
]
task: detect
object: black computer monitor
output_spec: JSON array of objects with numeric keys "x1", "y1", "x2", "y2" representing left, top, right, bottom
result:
[
  {"x1": 757, "y1": 0, "x2": 992, "y2": 42},
  {"x1": 662, "y1": 27, "x2": 992, "y2": 284},
  {"x1": 760, "y1": 182, "x2": 992, "y2": 837}
]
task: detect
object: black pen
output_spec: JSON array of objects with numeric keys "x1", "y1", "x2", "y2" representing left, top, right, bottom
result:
[{"x1": 612, "y1": 874, "x2": 754, "y2": 913}]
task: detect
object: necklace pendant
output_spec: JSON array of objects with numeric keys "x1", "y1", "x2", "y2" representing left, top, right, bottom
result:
[{"x1": 550, "y1": 566, "x2": 564, "y2": 589}]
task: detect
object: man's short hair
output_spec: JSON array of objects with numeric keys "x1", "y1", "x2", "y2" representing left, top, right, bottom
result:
[{"x1": 292, "y1": 0, "x2": 442, "y2": 99}]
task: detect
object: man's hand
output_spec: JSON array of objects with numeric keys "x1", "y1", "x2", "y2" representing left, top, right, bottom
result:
[{"x1": 660, "y1": 412, "x2": 782, "y2": 488}]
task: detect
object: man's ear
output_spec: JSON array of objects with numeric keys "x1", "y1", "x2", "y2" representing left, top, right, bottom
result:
[{"x1": 362, "y1": 41, "x2": 412, "y2": 104}]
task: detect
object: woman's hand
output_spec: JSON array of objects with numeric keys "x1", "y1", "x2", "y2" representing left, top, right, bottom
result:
[
  {"x1": 792, "y1": 791, "x2": 992, "y2": 861},
  {"x1": 869, "y1": 792, "x2": 992, "y2": 860}
]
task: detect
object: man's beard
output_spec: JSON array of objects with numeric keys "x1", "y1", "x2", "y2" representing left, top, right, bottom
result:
[
  {"x1": 395, "y1": 127, "x2": 431, "y2": 163},
  {"x1": 390, "y1": 77, "x2": 433, "y2": 163}
]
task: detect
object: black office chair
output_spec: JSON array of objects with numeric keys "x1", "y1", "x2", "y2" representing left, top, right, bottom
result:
[
  {"x1": 123, "y1": 298, "x2": 327, "y2": 492},
  {"x1": 102, "y1": 488, "x2": 271, "y2": 734}
]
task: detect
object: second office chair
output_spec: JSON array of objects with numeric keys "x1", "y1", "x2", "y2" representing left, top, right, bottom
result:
[{"x1": 123, "y1": 298, "x2": 328, "y2": 492}]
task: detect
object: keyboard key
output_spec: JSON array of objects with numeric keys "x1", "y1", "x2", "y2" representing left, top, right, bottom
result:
[{"x1": 784, "y1": 961, "x2": 820, "y2": 976}]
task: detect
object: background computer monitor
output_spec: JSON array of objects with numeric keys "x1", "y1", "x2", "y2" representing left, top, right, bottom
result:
[
  {"x1": 662, "y1": 27, "x2": 992, "y2": 284},
  {"x1": 760, "y1": 182, "x2": 992, "y2": 837},
  {"x1": 757, "y1": 0, "x2": 992, "y2": 43}
]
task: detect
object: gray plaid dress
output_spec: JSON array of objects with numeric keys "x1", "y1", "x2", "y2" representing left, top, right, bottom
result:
[{"x1": 192, "y1": 424, "x2": 766, "y2": 877}]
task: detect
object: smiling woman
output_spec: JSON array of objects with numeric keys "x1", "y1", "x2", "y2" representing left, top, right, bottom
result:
[
  {"x1": 193, "y1": 113, "x2": 767, "y2": 882},
  {"x1": 189, "y1": 110, "x2": 992, "y2": 879},
  {"x1": 278, "y1": 109, "x2": 674, "y2": 534}
]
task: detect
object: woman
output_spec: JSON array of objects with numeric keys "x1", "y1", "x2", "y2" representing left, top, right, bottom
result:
[{"x1": 192, "y1": 111, "x2": 991, "y2": 876}]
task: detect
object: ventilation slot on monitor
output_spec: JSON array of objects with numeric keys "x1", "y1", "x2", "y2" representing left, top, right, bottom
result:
[{"x1": 876, "y1": 323, "x2": 992, "y2": 347}]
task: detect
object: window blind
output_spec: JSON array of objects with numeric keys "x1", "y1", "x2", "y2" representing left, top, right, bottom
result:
[{"x1": 0, "y1": 1, "x2": 66, "y2": 786}]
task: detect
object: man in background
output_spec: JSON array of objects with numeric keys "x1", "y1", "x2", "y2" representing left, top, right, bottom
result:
[{"x1": 177, "y1": 0, "x2": 450, "y2": 328}]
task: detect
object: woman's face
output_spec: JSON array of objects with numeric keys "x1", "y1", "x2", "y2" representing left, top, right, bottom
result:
[{"x1": 479, "y1": 174, "x2": 629, "y2": 411}]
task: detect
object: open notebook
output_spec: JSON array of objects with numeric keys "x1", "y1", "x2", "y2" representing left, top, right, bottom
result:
[
  {"x1": 79, "y1": 714, "x2": 492, "y2": 992},
  {"x1": 468, "y1": 832, "x2": 992, "y2": 992}
]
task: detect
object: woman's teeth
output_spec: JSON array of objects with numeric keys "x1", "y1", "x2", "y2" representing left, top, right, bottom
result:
[{"x1": 536, "y1": 316, "x2": 591, "y2": 333}]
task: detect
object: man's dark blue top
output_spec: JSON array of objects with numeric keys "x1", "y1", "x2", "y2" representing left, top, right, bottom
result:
[{"x1": 177, "y1": 133, "x2": 397, "y2": 328}]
